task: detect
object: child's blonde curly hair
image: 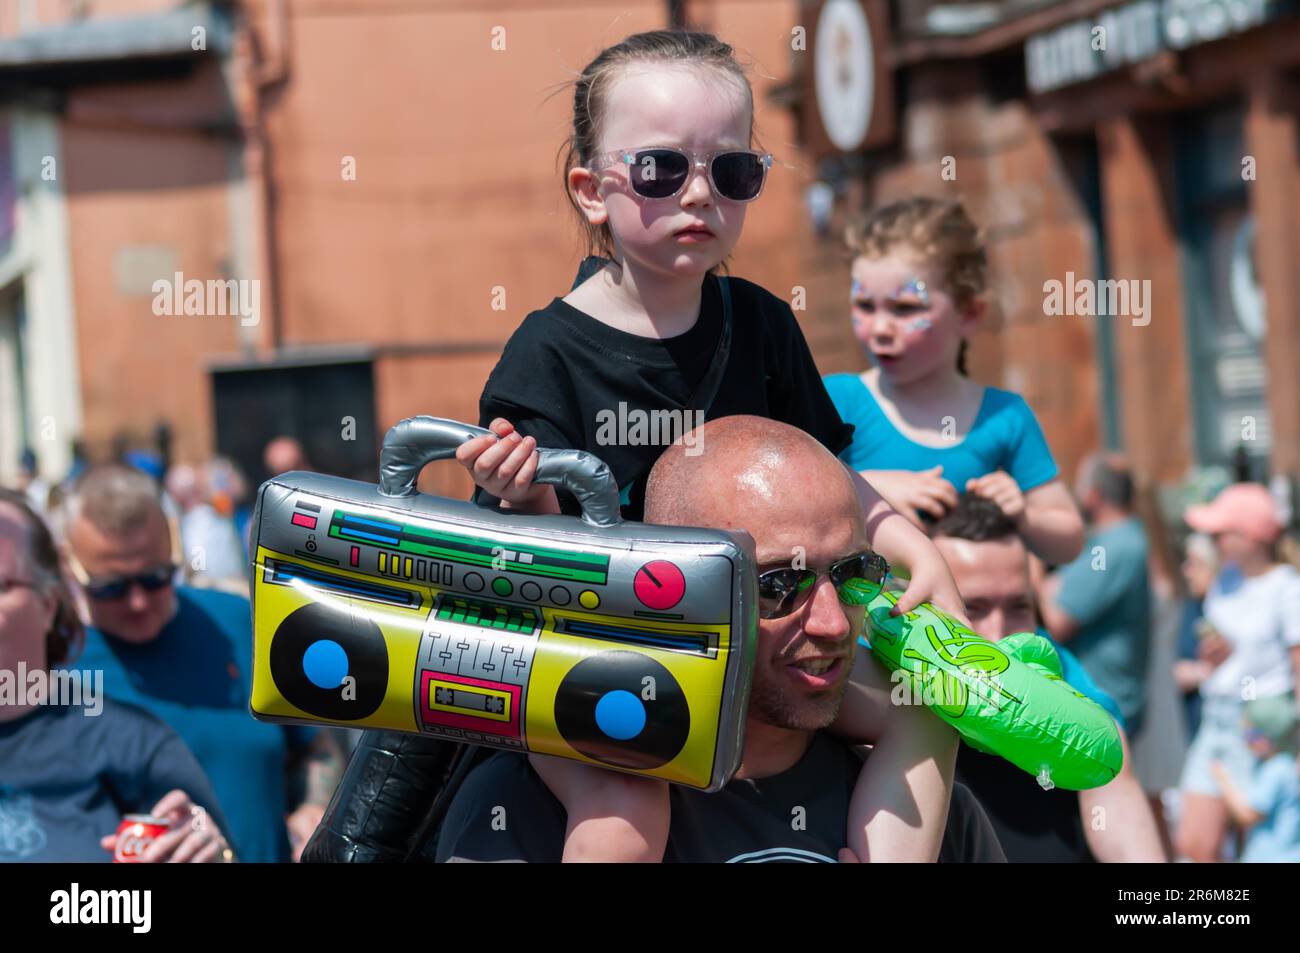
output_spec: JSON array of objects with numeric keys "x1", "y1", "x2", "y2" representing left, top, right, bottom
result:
[{"x1": 845, "y1": 197, "x2": 988, "y2": 372}]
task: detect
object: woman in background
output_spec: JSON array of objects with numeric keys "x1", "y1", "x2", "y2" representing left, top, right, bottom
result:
[
  {"x1": 1173, "y1": 532, "x2": 1220, "y2": 740},
  {"x1": 0, "y1": 488, "x2": 233, "y2": 863},
  {"x1": 1176, "y1": 484, "x2": 1300, "y2": 862}
]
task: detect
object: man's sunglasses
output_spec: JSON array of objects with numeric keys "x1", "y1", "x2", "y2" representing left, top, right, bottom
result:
[
  {"x1": 69, "y1": 561, "x2": 177, "y2": 601},
  {"x1": 588, "y1": 147, "x2": 774, "y2": 202},
  {"x1": 757, "y1": 551, "x2": 889, "y2": 620}
]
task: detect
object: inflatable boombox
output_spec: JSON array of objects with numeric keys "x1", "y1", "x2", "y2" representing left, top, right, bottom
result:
[{"x1": 248, "y1": 417, "x2": 757, "y2": 791}]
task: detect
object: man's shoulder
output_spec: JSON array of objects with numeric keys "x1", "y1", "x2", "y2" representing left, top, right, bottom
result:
[
  {"x1": 436, "y1": 751, "x2": 565, "y2": 862},
  {"x1": 1064, "y1": 519, "x2": 1147, "y2": 578},
  {"x1": 1105, "y1": 518, "x2": 1150, "y2": 558},
  {"x1": 177, "y1": 585, "x2": 250, "y2": 619},
  {"x1": 172, "y1": 587, "x2": 252, "y2": 648},
  {"x1": 74, "y1": 625, "x2": 114, "y2": 663}
]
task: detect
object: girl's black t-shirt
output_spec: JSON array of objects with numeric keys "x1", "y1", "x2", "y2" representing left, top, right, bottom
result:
[{"x1": 478, "y1": 269, "x2": 855, "y2": 521}]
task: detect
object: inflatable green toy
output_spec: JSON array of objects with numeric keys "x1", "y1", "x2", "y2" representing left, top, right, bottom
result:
[{"x1": 841, "y1": 581, "x2": 1123, "y2": 791}]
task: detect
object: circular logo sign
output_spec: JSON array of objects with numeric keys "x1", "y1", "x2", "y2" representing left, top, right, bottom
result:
[{"x1": 814, "y1": 0, "x2": 874, "y2": 152}]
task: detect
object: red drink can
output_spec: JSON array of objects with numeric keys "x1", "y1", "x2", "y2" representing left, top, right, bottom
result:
[{"x1": 114, "y1": 814, "x2": 171, "y2": 863}]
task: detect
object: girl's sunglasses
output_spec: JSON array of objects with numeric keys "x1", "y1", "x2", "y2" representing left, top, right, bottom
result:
[
  {"x1": 588, "y1": 147, "x2": 774, "y2": 202},
  {"x1": 757, "y1": 551, "x2": 889, "y2": 620}
]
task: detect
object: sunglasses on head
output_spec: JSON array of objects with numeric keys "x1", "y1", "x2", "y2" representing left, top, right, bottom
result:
[
  {"x1": 757, "y1": 551, "x2": 889, "y2": 620},
  {"x1": 588, "y1": 147, "x2": 774, "y2": 202},
  {"x1": 74, "y1": 564, "x2": 177, "y2": 601}
]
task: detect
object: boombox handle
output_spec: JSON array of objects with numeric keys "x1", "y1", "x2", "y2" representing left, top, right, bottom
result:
[{"x1": 377, "y1": 416, "x2": 623, "y2": 528}]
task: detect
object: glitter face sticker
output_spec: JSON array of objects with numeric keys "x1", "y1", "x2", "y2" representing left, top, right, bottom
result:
[
  {"x1": 896, "y1": 277, "x2": 930, "y2": 304},
  {"x1": 850, "y1": 278, "x2": 867, "y2": 328},
  {"x1": 851, "y1": 276, "x2": 934, "y2": 332},
  {"x1": 892, "y1": 277, "x2": 932, "y2": 332}
]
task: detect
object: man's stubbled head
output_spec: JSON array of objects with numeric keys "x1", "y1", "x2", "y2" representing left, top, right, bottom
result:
[{"x1": 645, "y1": 416, "x2": 867, "y2": 732}]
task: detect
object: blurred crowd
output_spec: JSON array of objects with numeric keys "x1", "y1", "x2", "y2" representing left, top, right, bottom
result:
[
  {"x1": 13, "y1": 435, "x2": 325, "y2": 592},
  {"x1": 2, "y1": 435, "x2": 350, "y2": 864},
  {"x1": 4, "y1": 432, "x2": 1297, "y2": 863}
]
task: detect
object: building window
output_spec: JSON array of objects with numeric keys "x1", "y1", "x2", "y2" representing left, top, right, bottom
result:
[
  {"x1": 1057, "y1": 131, "x2": 1123, "y2": 451},
  {"x1": 1175, "y1": 103, "x2": 1270, "y2": 472},
  {"x1": 211, "y1": 359, "x2": 377, "y2": 487},
  {"x1": 0, "y1": 116, "x2": 14, "y2": 257},
  {"x1": 0, "y1": 285, "x2": 31, "y2": 484}
]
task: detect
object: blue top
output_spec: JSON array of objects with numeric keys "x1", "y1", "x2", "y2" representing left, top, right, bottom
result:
[
  {"x1": 0, "y1": 700, "x2": 228, "y2": 863},
  {"x1": 823, "y1": 374, "x2": 1059, "y2": 493},
  {"x1": 75, "y1": 587, "x2": 317, "y2": 863},
  {"x1": 1242, "y1": 753, "x2": 1300, "y2": 862},
  {"x1": 1052, "y1": 518, "x2": 1151, "y2": 730},
  {"x1": 1048, "y1": 634, "x2": 1126, "y2": 730}
]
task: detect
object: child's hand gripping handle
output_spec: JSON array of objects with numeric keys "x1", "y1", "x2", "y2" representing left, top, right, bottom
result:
[{"x1": 377, "y1": 416, "x2": 623, "y2": 527}]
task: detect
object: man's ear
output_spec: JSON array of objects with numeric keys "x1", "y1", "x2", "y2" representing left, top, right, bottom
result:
[{"x1": 568, "y1": 166, "x2": 608, "y2": 227}]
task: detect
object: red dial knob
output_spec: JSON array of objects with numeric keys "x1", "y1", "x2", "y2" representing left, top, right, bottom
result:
[{"x1": 634, "y1": 560, "x2": 686, "y2": 610}]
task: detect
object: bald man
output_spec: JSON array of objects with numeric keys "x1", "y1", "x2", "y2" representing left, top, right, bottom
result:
[
  {"x1": 434, "y1": 418, "x2": 1004, "y2": 863},
  {"x1": 932, "y1": 494, "x2": 1165, "y2": 862}
]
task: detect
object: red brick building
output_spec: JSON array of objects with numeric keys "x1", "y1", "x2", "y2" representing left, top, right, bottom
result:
[
  {"x1": 3, "y1": 0, "x2": 1298, "y2": 523},
  {"x1": 778, "y1": 0, "x2": 1300, "y2": 512}
]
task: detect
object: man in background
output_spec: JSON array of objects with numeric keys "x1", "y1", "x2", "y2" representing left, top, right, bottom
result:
[
  {"x1": 62, "y1": 464, "x2": 344, "y2": 862},
  {"x1": 264, "y1": 436, "x2": 312, "y2": 479},
  {"x1": 933, "y1": 494, "x2": 1164, "y2": 861},
  {"x1": 1037, "y1": 453, "x2": 1152, "y2": 737}
]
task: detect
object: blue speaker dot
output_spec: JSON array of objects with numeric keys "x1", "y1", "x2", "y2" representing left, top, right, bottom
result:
[
  {"x1": 303, "y1": 639, "x2": 349, "y2": 689},
  {"x1": 594, "y1": 690, "x2": 646, "y2": 741}
]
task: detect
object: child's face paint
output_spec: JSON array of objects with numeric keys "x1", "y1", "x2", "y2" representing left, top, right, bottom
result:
[
  {"x1": 897, "y1": 277, "x2": 930, "y2": 305},
  {"x1": 849, "y1": 254, "x2": 970, "y2": 384},
  {"x1": 889, "y1": 278, "x2": 932, "y2": 332},
  {"x1": 849, "y1": 275, "x2": 934, "y2": 333}
]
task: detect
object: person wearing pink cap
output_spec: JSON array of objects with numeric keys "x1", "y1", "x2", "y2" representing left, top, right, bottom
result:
[{"x1": 1174, "y1": 482, "x2": 1300, "y2": 863}]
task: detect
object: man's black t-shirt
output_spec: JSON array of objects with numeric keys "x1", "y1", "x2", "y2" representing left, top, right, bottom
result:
[
  {"x1": 433, "y1": 732, "x2": 1006, "y2": 863},
  {"x1": 955, "y1": 743, "x2": 1095, "y2": 863},
  {"x1": 478, "y1": 269, "x2": 855, "y2": 521}
]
